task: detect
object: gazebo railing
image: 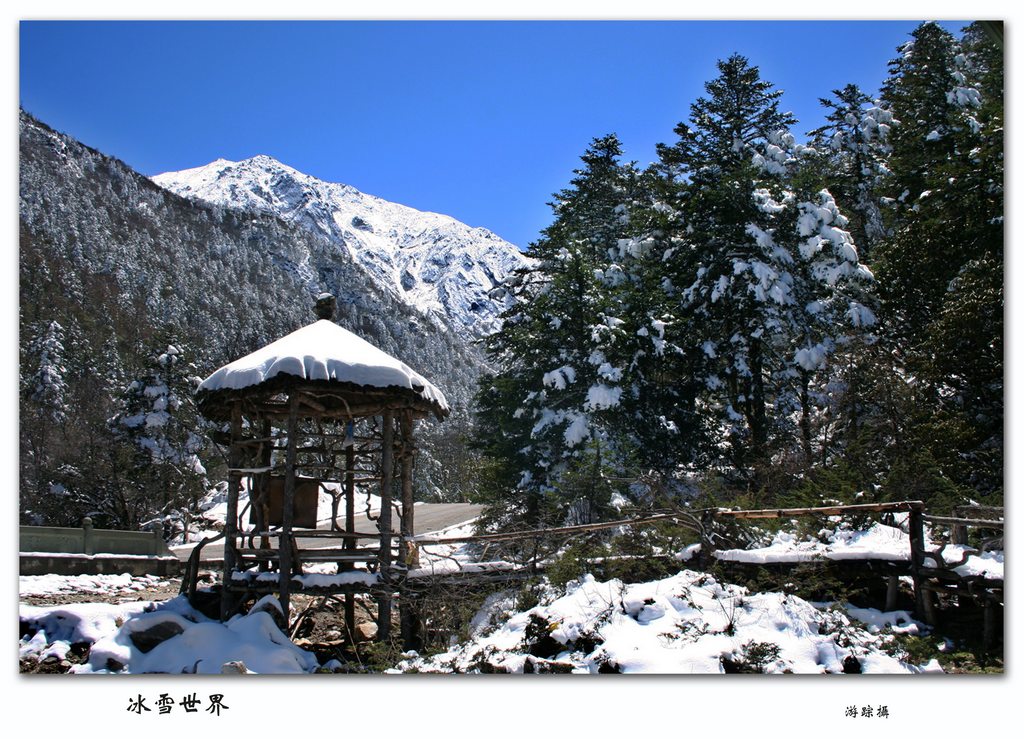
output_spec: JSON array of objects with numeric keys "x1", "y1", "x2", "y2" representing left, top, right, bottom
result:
[{"x1": 225, "y1": 529, "x2": 406, "y2": 576}]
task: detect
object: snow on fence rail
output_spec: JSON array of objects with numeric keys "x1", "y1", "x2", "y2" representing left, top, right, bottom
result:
[{"x1": 411, "y1": 501, "x2": 928, "y2": 558}]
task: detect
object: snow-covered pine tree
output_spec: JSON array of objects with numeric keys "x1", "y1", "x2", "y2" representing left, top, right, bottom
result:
[
  {"x1": 808, "y1": 84, "x2": 894, "y2": 260},
  {"x1": 23, "y1": 319, "x2": 70, "y2": 426},
  {"x1": 656, "y1": 55, "x2": 797, "y2": 481},
  {"x1": 477, "y1": 135, "x2": 638, "y2": 526},
  {"x1": 873, "y1": 22, "x2": 1003, "y2": 502},
  {"x1": 656, "y1": 54, "x2": 876, "y2": 489},
  {"x1": 797, "y1": 86, "x2": 897, "y2": 483},
  {"x1": 607, "y1": 165, "x2": 710, "y2": 486},
  {"x1": 19, "y1": 319, "x2": 71, "y2": 523},
  {"x1": 783, "y1": 181, "x2": 877, "y2": 466},
  {"x1": 881, "y1": 23, "x2": 965, "y2": 212},
  {"x1": 110, "y1": 336, "x2": 208, "y2": 537},
  {"x1": 880, "y1": 21, "x2": 1002, "y2": 347},
  {"x1": 875, "y1": 22, "x2": 988, "y2": 341}
]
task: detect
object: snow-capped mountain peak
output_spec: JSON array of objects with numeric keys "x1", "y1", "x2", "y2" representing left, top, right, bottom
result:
[{"x1": 152, "y1": 156, "x2": 531, "y2": 337}]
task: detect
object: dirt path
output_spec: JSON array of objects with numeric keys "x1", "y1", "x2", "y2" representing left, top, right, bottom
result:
[{"x1": 18, "y1": 577, "x2": 182, "y2": 608}]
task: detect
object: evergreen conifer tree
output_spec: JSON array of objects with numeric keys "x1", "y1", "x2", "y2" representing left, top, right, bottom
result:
[
  {"x1": 608, "y1": 166, "x2": 710, "y2": 484},
  {"x1": 656, "y1": 55, "x2": 876, "y2": 489},
  {"x1": 476, "y1": 135, "x2": 639, "y2": 526},
  {"x1": 24, "y1": 320, "x2": 70, "y2": 426},
  {"x1": 19, "y1": 319, "x2": 71, "y2": 523},
  {"x1": 808, "y1": 84, "x2": 894, "y2": 260},
  {"x1": 873, "y1": 22, "x2": 1003, "y2": 502},
  {"x1": 111, "y1": 336, "x2": 208, "y2": 536}
]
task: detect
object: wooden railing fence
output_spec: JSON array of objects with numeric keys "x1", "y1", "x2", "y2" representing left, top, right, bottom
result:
[{"x1": 411, "y1": 499, "x2": 1003, "y2": 642}]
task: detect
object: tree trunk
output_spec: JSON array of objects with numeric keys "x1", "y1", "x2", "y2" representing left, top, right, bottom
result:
[{"x1": 799, "y1": 369, "x2": 813, "y2": 463}]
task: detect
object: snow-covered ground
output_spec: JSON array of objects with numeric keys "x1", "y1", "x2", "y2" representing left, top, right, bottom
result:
[
  {"x1": 21, "y1": 591, "x2": 318, "y2": 674},
  {"x1": 398, "y1": 570, "x2": 940, "y2": 674},
  {"x1": 20, "y1": 566, "x2": 938, "y2": 675},
  {"x1": 19, "y1": 572, "x2": 173, "y2": 599}
]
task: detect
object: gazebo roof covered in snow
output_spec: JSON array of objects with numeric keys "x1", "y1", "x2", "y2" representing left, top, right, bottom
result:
[{"x1": 195, "y1": 317, "x2": 449, "y2": 422}]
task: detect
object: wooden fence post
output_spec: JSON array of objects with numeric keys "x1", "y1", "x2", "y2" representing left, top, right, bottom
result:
[
  {"x1": 983, "y1": 597, "x2": 996, "y2": 652},
  {"x1": 398, "y1": 410, "x2": 422, "y2": 651},
  {"x1": 908, "y1": 504, "x2": 928, "y2": 621},
  {"x1": 699, "y1": 510, "x2": 717, "y2": 568},
  {"x1": 345, "y1": 420, "x2": 356, "y2": 645},
  {"x1": 885, "y1": 574, "x2": 900, "y2": 612}
]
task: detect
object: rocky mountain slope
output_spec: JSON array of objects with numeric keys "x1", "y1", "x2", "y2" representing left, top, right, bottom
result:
[
  {"x1": 153, "y1": 156, "x2": 531, "y2": 338},
  {"x1": 19, "y1": 110, "x2": 485, "y2": 407}
]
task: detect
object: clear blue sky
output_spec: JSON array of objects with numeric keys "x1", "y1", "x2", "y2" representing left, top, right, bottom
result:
[{"x1": 20, "y1": 20, "x2": 966, "y2": 249}]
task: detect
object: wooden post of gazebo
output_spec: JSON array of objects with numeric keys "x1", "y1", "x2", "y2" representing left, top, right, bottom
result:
[
  {"x1": 398, "y1": 410, "x2": 422, "y2": 650},
  {"x1": 279, "y1": 393, "x2": 300, "y2": 617},
  {"x1": 344, "y1": 421, "x2": 356, "y2": 640},
  {"x1": 376, "y1": 410, "x2": 395, "y2": 639},
  {"x1": 220, "y1": 402, "x2": 243, "y2": 620}
]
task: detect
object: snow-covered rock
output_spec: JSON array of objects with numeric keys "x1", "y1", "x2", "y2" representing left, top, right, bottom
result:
[
  {"x1": 153, "y1": 156, "x2": 532, "y2": 338},
  {"x1": 20, "y1": 594, "x2": 317, "y2": 674}
]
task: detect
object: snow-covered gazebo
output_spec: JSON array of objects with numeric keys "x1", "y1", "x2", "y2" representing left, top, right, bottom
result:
[{"x1": 192, "y1": 294, "x2": 448, "y2": 643}]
